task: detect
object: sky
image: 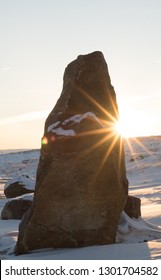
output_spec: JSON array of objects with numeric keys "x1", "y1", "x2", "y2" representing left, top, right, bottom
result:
[{"x1": 0, "y1": 0, "x2": 161, "y2": 149}]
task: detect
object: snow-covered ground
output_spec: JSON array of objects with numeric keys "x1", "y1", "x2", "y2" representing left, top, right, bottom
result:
[{"x1": 0, "y1": 136, "x2": 161, "y2": 260}]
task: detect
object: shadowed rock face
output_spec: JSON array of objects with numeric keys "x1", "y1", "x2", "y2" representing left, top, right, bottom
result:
[
  {"x1": 15, "y1": 51, "x2": 128, "y2": 255},
  {"x1": 1, "y1": 199, "x2": 32, "y2": 220}
]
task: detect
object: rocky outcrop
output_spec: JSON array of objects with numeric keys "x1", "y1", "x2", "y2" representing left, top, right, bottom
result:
[{"x1": 15, "y1": 51, "x2": 128, "y2": 255}]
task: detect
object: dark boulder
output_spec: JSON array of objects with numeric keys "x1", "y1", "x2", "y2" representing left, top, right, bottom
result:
[
  {"x1": 4, "y1": 176, "x2": 35, "y2": 198},
  {"x1": 1, "y1": 198, "x2": 32, "y2": 220},
  {"x1": 15, "y1": 51, "x2": 128, "y2": 255},
  {"x1": 124, "y1": 195, "x2": 141, "y2": 219}
]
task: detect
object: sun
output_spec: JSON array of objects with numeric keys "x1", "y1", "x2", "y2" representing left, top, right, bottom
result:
[
  {"x1": 114, "y1": 107, "x2": 151, "y2": 138},
  {"x1": 114, "y1": 118, "x2": 134, "y2": 138},
  {"x1": 114, "y1": 120, "x2": 126, "y2": 137}
]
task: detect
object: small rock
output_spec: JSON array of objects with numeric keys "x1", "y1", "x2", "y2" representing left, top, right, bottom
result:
[
  {"x1": 124, "y1": 195, "x2": 141, "y2": 219},
  {"x1": 4, "y1": 176, "x2": 35, "y2": 198},
  {"x1": 1, "y1": 199, "x2": 32, "y2": 220}
]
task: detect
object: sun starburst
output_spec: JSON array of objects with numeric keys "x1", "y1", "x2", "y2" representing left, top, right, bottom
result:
[
  {"x1": 75, "y1": 87, "x2": 152, "y2": 177},
  {"x1": 71, "y1": 87, "x2": 124, "y2": 181}
]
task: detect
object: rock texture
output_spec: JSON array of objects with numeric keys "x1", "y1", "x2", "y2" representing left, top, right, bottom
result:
[{"x1": 15, "y1": 51, "x2": 128, "y2": 255}]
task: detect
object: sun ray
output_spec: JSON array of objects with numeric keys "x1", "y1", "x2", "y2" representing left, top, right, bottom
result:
[
  {"x1": 124, "y1": 137, "x2": 140, "y2": 166},
  {"x1": 77, "y1": 126, "x2": 114, "y2": 137},
  {"x1": 100, "y1": 133, "x2": 120, "y2": 169},
  {"x1": 81, "y1": 131, "x2": 116, "y2": 157},
  {"x1": 92, "y1": 133, "x2": 120, "y2": 183},
  {"x1": 118, "y1": 135, "x2": 123, "y2": 169},
  {"x1": 131, "y1": 137, "x2": 152, "y2": 156},
  {"x1": 77, "y1": 86, "x2": 117, "y2": 123},
  {"x1": 124, "y1": 135, "x2": 153, "y2": 168},
  {"x1": 108, "y1": 92, "x2": 119, "y2": 120}
]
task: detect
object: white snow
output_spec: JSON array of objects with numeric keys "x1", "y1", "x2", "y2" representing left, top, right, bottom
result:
[
  {"x1": 50, "y1": 127, "x2": 76, "y2": 136},
  {"x1": 0, "y1": 136, "x2": 161, "y2": 260},
  {"x1": 47, "y1": 121, "x2": 61, "y2": 132},
  {"x1": 116, "y1": 211, "x2": 161, "y2": 244},
  {"x1": 47, "y1": 112, "x2": 107, "y2": 135},
  {"x1": 62, "y1": 112, "x2": 101, "y2": 125}
]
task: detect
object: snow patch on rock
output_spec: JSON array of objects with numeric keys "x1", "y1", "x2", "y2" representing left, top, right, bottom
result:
[
  {"x1": 50, "y1": 127, "x2": 76, "y2": 136},
  {"x1": 47, "y1": 112, "x2": 107, "y2": 135},
  {"x1": 47, "y1": 121, "x2": 61, "y2": 133}
]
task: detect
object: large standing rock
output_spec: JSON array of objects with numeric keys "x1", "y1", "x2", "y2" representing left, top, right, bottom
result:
[{"x1": 15, "y1": 51, "x2": 128, "y2": 255}]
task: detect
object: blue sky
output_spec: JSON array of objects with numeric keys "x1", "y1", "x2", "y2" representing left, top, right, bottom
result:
[{"x1": 0, "y1": 0, "x2": 161, "y2": 149}]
